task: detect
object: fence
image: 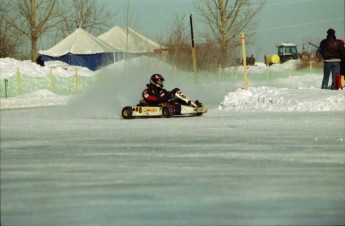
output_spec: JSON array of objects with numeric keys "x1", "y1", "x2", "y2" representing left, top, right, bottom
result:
[
  {"x1": 0, "y1": 62, "x2": 323, "y2": 98},
  {"x1": 0, "y1": 68, "x2": 101, "y2": 98}
]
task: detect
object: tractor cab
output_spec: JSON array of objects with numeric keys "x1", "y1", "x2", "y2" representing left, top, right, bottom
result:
[{"x1": 277, "y1": 43, "x2": 298, "y2": 63}]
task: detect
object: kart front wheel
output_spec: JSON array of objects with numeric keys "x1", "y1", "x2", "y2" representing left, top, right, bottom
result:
[
  {"x1": 162, "y1": 106, "x2": 174, "y2": 118},
  {"x1": 122, "y1": 106, "x2": 133, "y2": 119}
]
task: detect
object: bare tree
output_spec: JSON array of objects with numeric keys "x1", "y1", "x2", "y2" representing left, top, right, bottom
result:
[
  {"x1": 4, "y1": 0, "x2": 61, "y2": 62},
  {"x1": 164, "y1": 15, "x2": 190, "y2": 67},
  {"x1": 0, "y1": 2, "x2": 22, "y2": 58},
  {"x1": 57, "y1": 0, "x2": 117, "y2": 37},
  {"x1": 167, "y1": 15, "x2": 189, "y2": 47},
  {"x1": 165, "y1": 14, "x2": 223, "y2": 71},
  {"x1": 194, "y1": 0, "x2": 265, "y2": 66}
]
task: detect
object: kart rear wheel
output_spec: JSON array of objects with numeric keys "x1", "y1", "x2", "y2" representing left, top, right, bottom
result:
[
  {"x1": 162, "y1": 106, "x2": 174, "y2": 118},
  {"x1": 122, "y1": 106, "x2": 133, "y2": 119}
]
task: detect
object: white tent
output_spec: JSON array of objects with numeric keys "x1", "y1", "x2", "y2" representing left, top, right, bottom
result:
[
  {"x1": 39, "y1": 28, "x2": 118, "y2": 56},
  {"x1": 98, "y1": 26, "x2": 164, "y2": 54},
  {"x1": 38, "y1": 28, "x2": 119, "y2": 70}
]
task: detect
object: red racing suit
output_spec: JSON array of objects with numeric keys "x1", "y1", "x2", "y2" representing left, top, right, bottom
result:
[{"x1": 142, "y1": 84, "x2": 171, "y2": 105}]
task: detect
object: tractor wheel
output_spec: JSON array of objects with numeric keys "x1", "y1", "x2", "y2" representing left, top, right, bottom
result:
[{"x1": 122, "y1": 106, "x2": 133, "y2": 119}]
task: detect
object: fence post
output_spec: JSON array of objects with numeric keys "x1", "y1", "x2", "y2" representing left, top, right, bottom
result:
[
  {"x1": 265, "y1": 65, "x2": 270, "y2": 80},
  {"x1": 4, "y1": 79, "x2": 8, "y2": 98},
  {"x1": 50, "y1": 68, "x2": 54, "y2": 93},
  {"x1": 309, "y1": 61, "x2": 314, "y2": 73},
  {"x1": 17, "y1": 67, "x2": 21, "y2": 96},
  {"x1": 75, "y1": 68, "x2": 79, "y2": 95},
  {"x1": 241, "y1": 33, "x2": 249, "y2": 90},
  {"x1": 218, "y1": 64, "x2": 222, "y2": 76},
  {"x1": 174, "y1": 65, "x2": 177, "y2": 78}
]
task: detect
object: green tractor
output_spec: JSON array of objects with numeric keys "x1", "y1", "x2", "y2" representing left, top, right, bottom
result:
[
  {"x1": 277, "y1": 43, "x2": 299, "y2": 63},
  {"x1": 265, "y1": 43, "x2": 299, "y2": 65}
]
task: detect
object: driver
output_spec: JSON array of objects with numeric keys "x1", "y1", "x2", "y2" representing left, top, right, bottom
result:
[{"x1": 142, "y1": 74, "x2": 179, "y2": 106}]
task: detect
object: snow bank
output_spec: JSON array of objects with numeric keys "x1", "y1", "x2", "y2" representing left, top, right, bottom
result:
[
  {"x1": 0, "y1": 89, "x2": 72, "y2": 109},
  {"x1": 223, "y1": 60, "x2": 299, "y2": 74},
  {"x1": 0, "y1": 57, "x2": 94, "y2": 79},
  {"x1": 218, "y1": 86, "x2": 345, "y2": 112},
  {"x1": 269, "y1": 59, "x2": 299, "y2": 72},
  {"x1": 1, "y1": 57, "x2": 344, "y2": 112}
]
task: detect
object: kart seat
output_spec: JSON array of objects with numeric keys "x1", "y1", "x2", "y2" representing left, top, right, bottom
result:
[{"x1": 137, "y1": 99, "x2": 147, "y2": 106}]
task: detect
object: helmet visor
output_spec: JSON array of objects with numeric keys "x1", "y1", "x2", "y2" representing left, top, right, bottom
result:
[{"x1": 156, "y1": 78, "x2": 164, "y2": 87}]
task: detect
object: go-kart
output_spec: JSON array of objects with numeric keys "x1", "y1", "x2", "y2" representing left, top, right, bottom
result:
[{"x1": 121, "y1": 90, "x2": 207, "y2": 119}]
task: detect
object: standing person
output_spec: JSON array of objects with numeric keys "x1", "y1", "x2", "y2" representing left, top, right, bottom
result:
[{"x1": 319, "y1": 28, "x2": 345, "y2": 89}]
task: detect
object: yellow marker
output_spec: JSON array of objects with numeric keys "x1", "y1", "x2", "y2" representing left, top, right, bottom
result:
[{"x1": 241, "y1": 33, "x2": 248, "y2": 90}]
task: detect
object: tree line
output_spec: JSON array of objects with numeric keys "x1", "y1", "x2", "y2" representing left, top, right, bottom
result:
[
  {"x1": 0, "y1": 0, "x2": 265, "y2": 71},
  {"x1": 0, "y1": 0, "x2": 116, "y2": 61}
]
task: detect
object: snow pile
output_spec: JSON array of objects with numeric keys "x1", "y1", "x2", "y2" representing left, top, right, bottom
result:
[
  {"x1": 0, "y1": 57, "x2": 94, "y2": 79},
  {"x1": 1, "y1": 57, "x2": 344, "y2": 112},
  {"x1": 224, "y1": 62, "x2": 267, "y2": 74},
  {"x1": 270, "y1": 73, "x2": 321, "y2": 89},
  {"x1": 0, "y1": 89, "x2": 72, "y2": 109},
  {"x1": 223, "y1": 60, "x2": 299, "y2": 74},
  {"x1": 269, "y1": 59, "x2": 299, "y2": 72},
  {"x1": 218, "y1": 86, "x2": 345, "y2": 112}
]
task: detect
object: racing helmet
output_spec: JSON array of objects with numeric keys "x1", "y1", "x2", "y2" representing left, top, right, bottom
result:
[{"x1": 150, "y1": 74, "x2": 164, "y2": 88}]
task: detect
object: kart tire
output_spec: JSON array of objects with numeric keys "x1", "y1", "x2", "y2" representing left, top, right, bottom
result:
[
  {"x1": 122, "y1": 106, "x2": 133, "y2": 119},
  {"x1": 162, "y1": 106, "x2": 174, "y2": 118}
]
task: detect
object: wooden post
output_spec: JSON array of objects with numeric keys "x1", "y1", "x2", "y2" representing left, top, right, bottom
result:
[
  {"x1": 241, "y1": 33, "x2": 249, "y2": 90},
  {"x1": 4, "y1": 79, "x2": 8, "y2": 98},
  {"x1": 50, "y1": 68, "x2": 54, "y2": 93},
  {"x1": 75, "y1": 68, "x2": 79, "y2": 95},
  {"x1": 174, "y1": 65, "x2": 177, "y2": 78},
  {"x1": 17, "y1": 67, "x2": 21, "y2": 95},
  {"x1": 218, "y1": 64, "x2": 222, "y2": 76}
]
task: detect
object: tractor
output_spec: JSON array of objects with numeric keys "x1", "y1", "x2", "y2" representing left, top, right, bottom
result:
[
  {"x1": 277, "y1": 43, "x2": 299, "y2": 63},
  {"x1": 265, "y1": 43, "x2": 299, "y2": 65}
]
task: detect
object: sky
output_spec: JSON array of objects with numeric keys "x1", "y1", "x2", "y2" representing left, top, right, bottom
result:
[{"x1": 103, "y1": 0, "x2": 344, "y2": 60}]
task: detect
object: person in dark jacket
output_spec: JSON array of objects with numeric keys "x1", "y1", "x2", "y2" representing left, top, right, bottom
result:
[
  {"x1": 319, "y1": 28, "x2": 345, "y2": 89},
  {"x1": 142, "y1": 74, "x2": 179, "y2": 105}
]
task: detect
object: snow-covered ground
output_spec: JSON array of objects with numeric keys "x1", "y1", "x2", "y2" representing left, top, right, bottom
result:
[{"x1": 1, "y1": 57, "x2": 345, "y2": 225}]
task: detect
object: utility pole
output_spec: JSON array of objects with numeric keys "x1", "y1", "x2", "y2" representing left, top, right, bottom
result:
[{"x1": 190, "y1": 14, "x2": 197, "y2": 73}]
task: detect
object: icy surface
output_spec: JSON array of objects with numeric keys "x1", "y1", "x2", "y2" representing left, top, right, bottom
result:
[
  {"x1": 1, "y1": 57, "x2": 345, "y2": 225},
  {"x1": 1, "y1": 109, "x2": 344, "y2": 225}
]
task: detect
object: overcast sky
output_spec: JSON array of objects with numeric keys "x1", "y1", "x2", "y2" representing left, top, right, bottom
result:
[{"x1": 104, "y1": 0, "x2": 344, "y2": 59}]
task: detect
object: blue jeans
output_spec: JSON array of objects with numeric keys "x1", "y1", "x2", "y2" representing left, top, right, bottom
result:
[{"x1": 322, "y1": 62, "x2": 340, "y2": 89}]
